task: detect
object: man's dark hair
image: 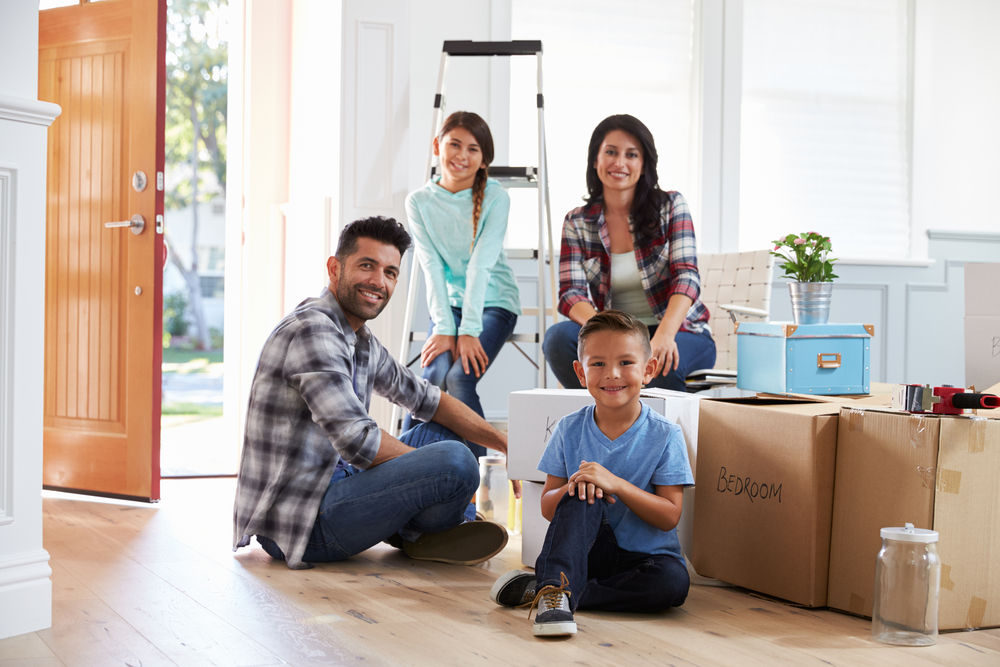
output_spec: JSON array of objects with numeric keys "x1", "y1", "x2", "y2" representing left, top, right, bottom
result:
[
  {"x1": 336, "y1": 216, "x2": 412, "y2": 261},
  {"x1": 577, "y1": 309, "x2": 652, "y2": 360}
]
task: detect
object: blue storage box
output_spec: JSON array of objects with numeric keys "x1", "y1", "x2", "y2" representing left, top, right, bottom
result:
[{"x1": 736, "y1": 323, "x2": 872, "y2": 395}]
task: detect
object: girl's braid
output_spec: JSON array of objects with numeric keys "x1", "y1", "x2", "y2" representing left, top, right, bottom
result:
[{"x1": 470, "y1": 166, "x2": 488, "y2": 252}]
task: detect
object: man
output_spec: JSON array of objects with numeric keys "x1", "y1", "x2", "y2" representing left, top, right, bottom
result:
[{"x1": 233, "y1": 216, "x2": 511, "y2": 570}]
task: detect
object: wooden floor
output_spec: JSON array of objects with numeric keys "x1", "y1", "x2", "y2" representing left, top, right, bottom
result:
[{"x1": 1, "y1": 479, "x2": 998, "y2": 667}]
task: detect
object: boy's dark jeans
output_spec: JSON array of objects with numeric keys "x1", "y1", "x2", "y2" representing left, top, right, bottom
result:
[{"x1": 535, "y1": 493, "x2": 690, "y2": 613}]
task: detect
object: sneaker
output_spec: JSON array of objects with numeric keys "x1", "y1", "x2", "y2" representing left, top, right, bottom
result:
[
  {"x1": 530, "y1": 572, "x2": 576, "y2": 636},
  {"x1": 490, "y1": 570, "x2": 537, "y2": 607},
  {"x1": 401, "y1": 521, "x2": 508, "y2": 565}
]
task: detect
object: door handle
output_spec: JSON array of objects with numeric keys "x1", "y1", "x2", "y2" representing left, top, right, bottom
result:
[
  {"x1": 817, "y1": 353, "x2": 841, "y2": 369},
  {"x1": 105, "y1": 214, "x2": 145, "y2": 235}
]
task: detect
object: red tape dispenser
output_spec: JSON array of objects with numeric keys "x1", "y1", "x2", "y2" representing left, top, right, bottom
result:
[{"x1": 892, "y1": 384, "x2": 1000, "y2": 415}]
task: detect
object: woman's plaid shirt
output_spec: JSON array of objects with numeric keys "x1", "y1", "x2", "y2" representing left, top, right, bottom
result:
[{"x1": 557, "y1": 191, "x2": 710, "y2": 333}]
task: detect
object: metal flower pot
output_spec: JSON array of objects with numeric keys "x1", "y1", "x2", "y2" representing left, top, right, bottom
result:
[{"x1": 788, "y1": 281, "x2": 834, "y2": 324}]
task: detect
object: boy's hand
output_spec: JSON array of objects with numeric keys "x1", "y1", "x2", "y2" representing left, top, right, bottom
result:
[{"x1": 567, "y1": 460, "x2": 619, "y2": 504}]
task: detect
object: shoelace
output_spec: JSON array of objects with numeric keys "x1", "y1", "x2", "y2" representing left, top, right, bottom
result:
[{"x1": 521, "y1": 571, "x2": 572, "y2": 619}]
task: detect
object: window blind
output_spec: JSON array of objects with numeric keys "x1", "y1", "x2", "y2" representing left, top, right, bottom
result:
[
  {"x1": 740, "y1": 0, "x2": 912, "y2": 259},
  {"x1": 509, "y1": 0, "x2": 699, "y2": 250}
]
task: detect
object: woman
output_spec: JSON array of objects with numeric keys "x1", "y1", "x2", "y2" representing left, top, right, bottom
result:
[
  {"x1": 543, "y1": 114, "x2": 715, "y2": 392},
  {"x1": 402, "y1": 111, "x2": 521, "y2": 459}
]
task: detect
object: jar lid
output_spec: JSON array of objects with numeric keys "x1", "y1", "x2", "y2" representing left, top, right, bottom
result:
[
  {"x1": 479, "y1": 455, "x2": 506, "y2": 464},
  {"x1": 881, "y1": 523, "x2": 938, "y2": 543}
]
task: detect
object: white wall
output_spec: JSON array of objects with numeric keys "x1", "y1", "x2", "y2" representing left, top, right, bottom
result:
[
  {"x1": 910, "y1": 0, "x2": 1000, "y2": 259},
  {"x1": 0, "y1": 0, "x2": 58, "y2": 640}
]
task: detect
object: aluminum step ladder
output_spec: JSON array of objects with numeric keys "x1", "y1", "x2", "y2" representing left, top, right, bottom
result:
[{"x1": 391, "y1": 40, "x2": 557, "y2": 436}]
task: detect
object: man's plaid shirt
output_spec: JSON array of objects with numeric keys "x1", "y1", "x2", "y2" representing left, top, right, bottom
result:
[
  {"x1": 557, "y1": 191, "x2": 710, "y2": 333},
  {"x1": 232, "y1": 288, "x2": 440, "y2": 569}
]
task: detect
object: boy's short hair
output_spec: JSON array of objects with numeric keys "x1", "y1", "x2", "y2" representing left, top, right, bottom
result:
[
  {"x1": 336, "y1": 216, "x2": 412, "y2": 261},
  {"x1": 577, "y1": 310, "x2": 652, "y2": 360}
]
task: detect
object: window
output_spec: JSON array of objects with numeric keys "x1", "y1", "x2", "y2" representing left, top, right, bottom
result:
[
  {"x1": 739, "y1": 0, "x2": 912, "y2": 259},
  {"x1": 509, "y1": 0, "x2": 700, "y2": 250},
  {"x1": 200, "y1": 275, "x2": 225, "y2": 299}
]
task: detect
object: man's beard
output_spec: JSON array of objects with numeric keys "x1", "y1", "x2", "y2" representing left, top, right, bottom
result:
[{"x1": 336, "y1": 279, "x2": 389, "y2": 323}]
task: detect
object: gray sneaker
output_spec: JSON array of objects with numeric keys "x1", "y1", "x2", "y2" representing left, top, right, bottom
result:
[
  {"x1": 490, "y1": 570, "x2": 537, "y2": 607},
  {"x1": 531, "y1": 573, "x2": 576, "y2": 636},
  {"x1": 401, "y1": 521, "x2": 508, "y2": 565}
]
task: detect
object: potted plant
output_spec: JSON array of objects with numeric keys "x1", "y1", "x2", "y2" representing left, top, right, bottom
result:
[{"x1": 771, "y1": 232, "x2": 839, "y2": 324}]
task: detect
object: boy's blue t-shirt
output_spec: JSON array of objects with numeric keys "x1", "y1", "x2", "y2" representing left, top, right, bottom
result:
[{"x1": 536, "y1": 404, "x2": 694, "y2": 559}]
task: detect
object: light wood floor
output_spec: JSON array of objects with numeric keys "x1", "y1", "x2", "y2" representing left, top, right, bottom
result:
[{"x1": 2, "y1": 479, "x2": 998, "y2": 667}]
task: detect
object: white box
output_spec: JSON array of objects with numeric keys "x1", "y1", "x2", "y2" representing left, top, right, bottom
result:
[
  {"x1": 520, "y1": 481, "x2": 545, "y2": 568},
  {"x1": 507, "y1": 388, "x2": 702, "y2": 483}
]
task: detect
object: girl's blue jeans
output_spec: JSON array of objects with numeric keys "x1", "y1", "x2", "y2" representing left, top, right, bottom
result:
[
  {"x1": 402, "y1": 306, "x2": 518, "y2": 459},
  {"x1": 542, "y1": 319, "x2": 716, "y2": 392}
]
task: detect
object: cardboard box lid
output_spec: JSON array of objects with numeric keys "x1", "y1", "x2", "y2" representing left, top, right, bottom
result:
[
  {"x1": 735, "y1": 322, "x2": 873, "y2": 338},
  {"x1": 702, "y1": 394, "x2": 848, "y2": 416},
  {"x1": 965, "y1": 263, "x2": 1000, "y2": 317}
]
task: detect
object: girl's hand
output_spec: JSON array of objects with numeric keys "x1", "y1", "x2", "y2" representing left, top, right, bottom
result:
[
  {"x1": 420, "y1": 334, "x2": 456, "y2": 367},
  {"x1": 456, "y1": 335, "x2": 490, "y2": 377},
  {"x1": 650, "y1": 328, "x2": 681, "y2": 378},
  {"x1": 567, "y1": 461, "x2": 619, "y2": 504}
]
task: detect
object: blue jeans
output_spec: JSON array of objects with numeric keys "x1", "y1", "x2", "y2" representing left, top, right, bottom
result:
[
  {"x1": 535, "y1": 494, "x2": 690, "y2": 613},
  {"x1": 543, "y1": 319, "x2": 716, "y2": 392},
  {"x1": 402, "y1": 306, "x2": 518, "y2": 460},
  {"x1": 257, "y1": 422, "x2": 478, "y2": 563}
]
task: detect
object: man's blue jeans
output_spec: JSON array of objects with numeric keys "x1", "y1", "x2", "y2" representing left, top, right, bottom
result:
[
  {"x1": 542, "y1": 319, "x2": 716, "y2": 392},
  {"x1": 257, "y1": 422, "x2": 478, "y2": 563},
  {"x1": 535, "y1": 494, "x2": 690, "y2": 613},
  {"x1": 402, "y1": 306, "x2": 518, "y2": 459}
]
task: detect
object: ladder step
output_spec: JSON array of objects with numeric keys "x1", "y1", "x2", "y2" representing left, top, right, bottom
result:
[
  {"x1": 443, "y1": 40, "x2": 542, "y2": 57},
  {"x1": 409, "y1": 331, "x2": 540, "y2": 344},
  {"x1": 431, "y1": 165, "x2": 538, "y2": 188}
]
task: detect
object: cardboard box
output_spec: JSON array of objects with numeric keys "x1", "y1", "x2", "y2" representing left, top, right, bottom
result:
[
  {"x1": 692, "y1": 396, "x2": 844, "y2": 607},
  {"x1": 736, "y1": 323, "x2": 872, "y2": 395},
  {"x1": 965, "y1": 263, "x2": 1000, "y2": 391},
  {"x1": 827, "y1": 401, "x2": 1000, "y2": 630}
]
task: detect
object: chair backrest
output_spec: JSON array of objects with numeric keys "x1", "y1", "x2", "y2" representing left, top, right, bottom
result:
[{"x1": 698, "y1": 249, "x2": 774, "y2": 371}]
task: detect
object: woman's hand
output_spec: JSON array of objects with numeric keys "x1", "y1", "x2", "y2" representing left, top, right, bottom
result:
[
  {"x1": 456, "y1": 335, "x2": 490, "y2": 377},
  {"x1": 650, "y1": 327, "x2": 681, "y2": 378},
  {"x1": 420, "y1": 334, "x2": 456, "y2": 367}
]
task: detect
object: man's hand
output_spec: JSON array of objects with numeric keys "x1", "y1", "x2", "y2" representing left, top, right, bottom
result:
[
  {"x1": 567, "y1": 460, "x2": 619, "y2": 504},
  {"x1": 420, "y1": 333, "x2": 455, "y2": 367}
]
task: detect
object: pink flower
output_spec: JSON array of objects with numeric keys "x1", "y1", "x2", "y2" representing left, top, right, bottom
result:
[
  {"x1": 774, "y1": 244, "x2": 780, "y2": 250},
  {"x1": 794, "y1": 238, "x2": 807, "y2": 245}
]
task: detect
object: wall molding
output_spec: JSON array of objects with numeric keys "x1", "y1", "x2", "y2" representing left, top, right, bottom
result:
[
  {"x1": 0, "y1": 168, "x2": 14, "y2": 526},
  {"x1": 926, "y1": 229, "x2": 1000, "y2": 243},
  {"x1": 0, "y1": 94, "x2": 61, "y2": 127}
]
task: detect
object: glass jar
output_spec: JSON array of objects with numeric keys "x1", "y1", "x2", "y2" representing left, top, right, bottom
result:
[
  {"x1": 476, "y1": 454, "x2": 508, "y2": 525},
  {"x1": 871, "y1": 523, "x2": 941, "y2": 646}
]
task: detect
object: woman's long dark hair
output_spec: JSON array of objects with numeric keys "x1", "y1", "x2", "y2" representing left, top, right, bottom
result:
[
  {"x1": 585, "y1": 114, "x2": 665, "y2": 241},
  {"x1": 438, "y1": 111, "x2": 495, "y2": 251}
]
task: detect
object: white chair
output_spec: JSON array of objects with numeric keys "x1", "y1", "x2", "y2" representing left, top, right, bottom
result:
[{"x1": 686, "y1": 250, "x2": 774, "y2": 388}]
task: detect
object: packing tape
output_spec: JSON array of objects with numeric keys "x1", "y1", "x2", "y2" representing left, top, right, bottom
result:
[
  {"x1": 969, "y1": 417, "x2": 987, "y2": 454},
  {"x1": 849, "y1": 592, "x2": 866, "y2": 616},
  {"x1": 936, "y1": 468, "x2": 962, "y2": 495},
  {"x1": 967, "y1": 596, "x2": 988, "y2": 629},
  {"x1": 941, "y1": 564, "x2": 955, "y2": 591},
  {"x1": 916, "y1": 465, "x2": 936, "y2": 489},
  {"x1": 909, "y1": 414, "x2": 928, "y2": 449},
  {"x1": 848, "y1": 408, "x2": 865, "y2": 432}
]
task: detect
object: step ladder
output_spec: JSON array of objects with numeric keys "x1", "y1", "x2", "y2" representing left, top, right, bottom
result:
[{"x1": 391, "y1": 40, "x2": 557, "y2": 436}]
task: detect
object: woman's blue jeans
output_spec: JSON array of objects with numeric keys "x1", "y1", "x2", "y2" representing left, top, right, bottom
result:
[
  {"x1": 257, "y1": 422, "x2": 479, "y2": 563},
  {"x1": 542, "y1": 319, "x2": 716, "y2": 392},
  {"x1": 535, "y1": 494, "x2": 690, "y2": 613},
  {"x1": 402, "y1": 306, "x2": 518, "y2": 459}
]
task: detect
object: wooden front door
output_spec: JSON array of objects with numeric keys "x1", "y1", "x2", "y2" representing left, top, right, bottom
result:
[{"x1": 39, "y1": 0, "x2": 166, "y2": 501}]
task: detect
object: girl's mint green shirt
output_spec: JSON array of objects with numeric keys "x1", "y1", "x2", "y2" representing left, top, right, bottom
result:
[{"x1": 405, "y1": 176, "x2": 522, "y2": 337}]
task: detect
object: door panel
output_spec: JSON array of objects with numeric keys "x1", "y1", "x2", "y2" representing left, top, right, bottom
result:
[{"x1": 39, "y1": 0, "x2": 165, "y2": 501}]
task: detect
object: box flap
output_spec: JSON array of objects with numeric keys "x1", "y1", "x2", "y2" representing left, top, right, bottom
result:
[{"x1": 965, "y1": 263, "x2": 1000, "y2": 317}]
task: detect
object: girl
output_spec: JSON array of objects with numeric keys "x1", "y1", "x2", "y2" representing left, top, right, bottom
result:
[{"x1": 402, "y1": 111, "x2": 521, "y2": 459}]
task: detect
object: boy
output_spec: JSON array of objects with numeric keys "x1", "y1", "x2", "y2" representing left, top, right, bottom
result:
[{"x1": 490, "y1": 310, "x2": 694, "y2": 636}]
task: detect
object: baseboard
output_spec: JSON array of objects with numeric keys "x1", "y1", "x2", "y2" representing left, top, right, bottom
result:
[{"x1": 0, "y1": 549, "x2": 52, "y2": 639}]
